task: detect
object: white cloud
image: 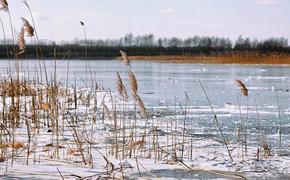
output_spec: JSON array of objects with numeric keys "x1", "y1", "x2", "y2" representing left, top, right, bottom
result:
[
  {"x1": 159, "y1": 8, "x2": 174, "y2": 14},
  {"x1": 176, "y1": 20, "x2": 199, "y2": 25},
  {"x1": 32, "y1": 12, "x2": 52, "y2": 21},
  {"x1": 29, "y1": 12, "x2": 73, "y2": 23},
  {"x1": 255, "y1": 0, "x2": 279, "y2": 5}
]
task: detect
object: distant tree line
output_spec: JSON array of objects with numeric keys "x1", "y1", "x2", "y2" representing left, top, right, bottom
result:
[{"x1": 0, "y1": 33, "x2": 289, "y2": 59}]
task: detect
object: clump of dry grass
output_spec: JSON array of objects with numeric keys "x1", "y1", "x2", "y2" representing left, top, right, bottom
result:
[
  {"x1": 0, "y1": 81, "x2": 35, "y2": 96},
  {"x1": 8, "y1": 142, "x2": 24, "y2": 150},
  {"x1": 235, "y1": 79, "x2": 248, "y2": 96}
]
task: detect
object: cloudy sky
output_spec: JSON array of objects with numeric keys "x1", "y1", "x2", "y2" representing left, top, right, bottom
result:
[{"x1": 0, "y1": 0, "x2": 289, "y2": 42}]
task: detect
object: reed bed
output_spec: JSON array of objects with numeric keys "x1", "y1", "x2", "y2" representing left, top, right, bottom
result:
[{"x1": 129, "y1": 52, "x2": 290, "y2": 64}]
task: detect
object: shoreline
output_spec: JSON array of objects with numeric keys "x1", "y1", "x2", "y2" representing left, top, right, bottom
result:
[
  {"x1": 129, "y1": 54, "x2": 290, "y2": 64},
  {"x1": 0, "y1": 53, "x2": 289, "y2": 65}
]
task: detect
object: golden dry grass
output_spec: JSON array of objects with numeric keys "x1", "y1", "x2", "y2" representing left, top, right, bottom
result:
[
  {"x1": 128, "y1": 52, "x2": 290, "y2": 64},
  {"x1": 0, "y1": 81, "x2": 35, "y2": 96},
  {"x1": 116, "y1": 72, "x2": 128, "y2": 101}
]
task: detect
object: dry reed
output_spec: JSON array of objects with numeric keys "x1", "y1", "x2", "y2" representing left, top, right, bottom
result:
[
  {"x1": 130, "y1": 53, "x2": 290, "y2": 64},
  {"x1": 120, "y1": 50, "x2": 130, "y2": 65},
  {"x1": 128, "y1": 71, "x2": 138, "y2": 98},
  {"x1": 135, "y1": 94, "x2": 147, "y2": 118},
  {"x1": 0, "y1": 0, "x2": 8, "y2": 11},
  {"x1": 17, "y1": 27, "x2": 25, "y2": 55},
  {"x1": 116, "y1": 72, "x2": 128, "y2": 101},
  {"x1": 21, "y1": 17, "x2": 34, "y2": 37},
  {"x1": 235, "y1": 79, "x2": 248, "y2": 96}
]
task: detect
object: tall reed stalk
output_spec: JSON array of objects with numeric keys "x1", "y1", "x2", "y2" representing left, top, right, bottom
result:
[
  {"x1": 235, "y1": 79, "x2": 249, "y2": 156},
  {"x1": 22, "y1": 0, "x2": 48, "y2": 85},
  {"x1": 0, "y1": 17, "x2": 9, "y2": 58},
  {"x1": 199, "y1": 79, "x2": 233, "y2": 161},
  {"x1": 275, "y1": 86, "x2": 282, "y2": 156}
]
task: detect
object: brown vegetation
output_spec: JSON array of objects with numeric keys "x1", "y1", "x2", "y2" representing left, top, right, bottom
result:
[{"x1": 129, "y1": 52, "x2": 290, "y2": 64}]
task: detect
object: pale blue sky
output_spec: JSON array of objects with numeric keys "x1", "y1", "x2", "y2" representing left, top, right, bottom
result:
[{"x1": 0, "y1": 0, "x2": 289, "y2": 42}]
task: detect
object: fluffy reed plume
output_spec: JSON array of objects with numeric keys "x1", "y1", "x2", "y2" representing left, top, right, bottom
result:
[
  {"x1": 116, "y1": 72, "x2": 128, "y2": 101},
  {"x1": 128, "y1": 71, "x2": 138, "y2": 98},
  {"x1": 0, "y1": 0, "x2": 8, "y2": 11},
  {"x1": 235, "y1": 79, "x2": 248, "y2": 96},
  {"x1": 17, "y1": 27, "x2": 25, "y2": 55},
  {"x1": 136, "y1": 94, "x2": 147, "y2": 117},
  {"x1": 21, "y1": 17, "x2": 34, "y2": 37},
  {"x1": 120, "y1": 50, "x2": 130, "y2": 65}
]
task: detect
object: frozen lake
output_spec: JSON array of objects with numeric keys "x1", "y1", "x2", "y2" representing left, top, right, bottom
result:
[
  {"x1": 2, "y1": 59, "x2": 290, "y2": 106},
  {"x1": 1, "y1": 59, "x2": 290, "y2": 179},
  {"x1": 2, "y1": 59, "x2": 290, "y2": 141}
]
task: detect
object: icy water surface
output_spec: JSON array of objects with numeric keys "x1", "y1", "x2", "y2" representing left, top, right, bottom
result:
[
  {"x1": 1, "y1": 59, "x2": 290, "y2": 143},
  {"x1": 2, "y1": 59, "x2": 290, "y2": 106},
  {"x1": 1, "y1": 59, "x2": 290, "y2": 179}
]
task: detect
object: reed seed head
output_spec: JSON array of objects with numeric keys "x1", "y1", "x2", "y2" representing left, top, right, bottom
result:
[
  {"x1": 21, "y1": 17, "x2": 34, "y2": 37},
  {"x1": 128, "y1": 71, "x2": 138, "y2": 98},
  {"x1": 136, "y1": 94, "x2": 147, "y2": 117},
  {"x1": 235, "y1": 79, "x2": 248, "y2": 96},
  {"x1": 120, "y1": 50, "x2": 130, "y2": 65},
  {"x1": 17, "y1": 27, "x2": 25, "y2": 55},
  {"x1": 116, "y1": 72, "x2": 128, "y2": 101},
  {"x1": 0, "y1": 0, "x2": 8, "y2": 11},
  {"x1": 22, "y1": 0, "x2": 29, "y2": 7}
]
